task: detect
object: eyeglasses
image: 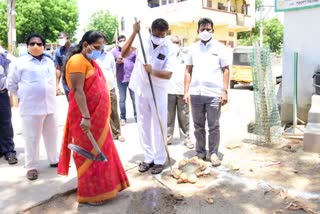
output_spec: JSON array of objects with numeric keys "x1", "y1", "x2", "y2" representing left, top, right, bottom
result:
[{"x1": 29, "y1": 42, "x2": 43, "y2": 47}]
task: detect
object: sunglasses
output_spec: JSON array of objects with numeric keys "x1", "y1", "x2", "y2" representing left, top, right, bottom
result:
[{"x1": 29, "y1": 42, "x2": 43, "y2": 47}]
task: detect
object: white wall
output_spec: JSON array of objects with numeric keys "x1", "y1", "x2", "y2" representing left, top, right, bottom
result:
[{"x1": 282, "y1": 8, "x2": 320, "y2": 121}]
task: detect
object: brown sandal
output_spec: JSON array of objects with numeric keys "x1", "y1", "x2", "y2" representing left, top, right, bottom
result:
[{"x1": 27, "y1": 169, "x2": 38, "y2": 180}]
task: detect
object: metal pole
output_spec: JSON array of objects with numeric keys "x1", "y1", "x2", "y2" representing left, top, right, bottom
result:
[{"x1": 293, "y1": 52, "x2": 298, "y2": 132}]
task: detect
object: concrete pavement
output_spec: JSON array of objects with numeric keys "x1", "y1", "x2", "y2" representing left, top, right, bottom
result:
[{"x1": 2, "y1": 89, "x2": 319, "y2": 213}]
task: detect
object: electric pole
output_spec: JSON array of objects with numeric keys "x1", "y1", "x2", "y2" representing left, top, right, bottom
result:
[{"x1": 7, "y1": 0, "x2": 16, "y2": 55}]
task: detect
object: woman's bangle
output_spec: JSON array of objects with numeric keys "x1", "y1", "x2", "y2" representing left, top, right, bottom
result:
[{"x1": 82, "y1": 116, "x2": 91, "y2": 120}]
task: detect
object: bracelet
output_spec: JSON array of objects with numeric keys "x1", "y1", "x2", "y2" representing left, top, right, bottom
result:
[{"x1": 82, "y1": 116, "x2": 91, "y2": 120}]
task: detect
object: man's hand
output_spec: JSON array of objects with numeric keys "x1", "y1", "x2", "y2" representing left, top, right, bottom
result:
[
  {"x1": 183, "y1": 93, "x2": 190, "y2": 104},
  {"x1": 220, "y1": 91, "x2": 228, "y2": 106},
  {"x1": 144, "y1": 64, "x2": 152, "y2": 74},
  {"x1": 133, "y1": 20, "x2": 141, "y2": 34}
]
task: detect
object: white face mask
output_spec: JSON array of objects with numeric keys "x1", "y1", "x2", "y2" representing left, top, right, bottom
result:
[
  {"x1": 118, "y1": 41, "x2": 125, "y2": 48},
  {"x1": 58, "y1": 38, "x2": 66, "y2": 46},
  {"x1": 151, "y1": 35, "x2": 165, "y2": 46},
  {"x1": 198, "y1": 31, "x2": 212, "y2": 42}
]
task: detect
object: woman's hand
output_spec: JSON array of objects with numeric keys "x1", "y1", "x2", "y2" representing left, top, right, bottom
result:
[{"x1": 80, "y1": 118, "x2": 91, "y2": 133}]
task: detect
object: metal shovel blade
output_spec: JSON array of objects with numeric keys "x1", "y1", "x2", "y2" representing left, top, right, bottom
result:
[
  {"x1": 68, "y1": 144, "x2": 107, "y2": 162},
  {"x1": 68, "y1": 144, "x2": 96, "y2": 160}
]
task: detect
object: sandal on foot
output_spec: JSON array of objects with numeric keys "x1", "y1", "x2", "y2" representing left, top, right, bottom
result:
[
  {"x1": 151, "y1": 164, "x2": 164, "y2": 174},
  {"x1": 118, "y1": 135, "x2": 125, "y2": 142},
  {"x1": 138, "y1": 162, "x2": 154, "y2": 172},
  {"x1": 5, "y1": 153, "x2": 18, "y2": 165},
  {"x1": 27, "y1": 169, "x2": 38, "y2": 180},
  {"x1": 210, "y1": 154, "x2": 221, "y2": 167}
]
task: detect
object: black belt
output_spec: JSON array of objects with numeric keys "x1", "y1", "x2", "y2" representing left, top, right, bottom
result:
[{"x1": 0, "y1": 88, "x2": 8, "y2": 94}]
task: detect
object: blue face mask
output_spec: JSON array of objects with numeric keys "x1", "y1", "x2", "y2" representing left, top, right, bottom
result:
[{"x1": 86, "y1": 49, "x2": 102, "y2": 60}]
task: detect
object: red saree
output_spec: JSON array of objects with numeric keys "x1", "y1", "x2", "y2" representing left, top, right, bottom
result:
[{"x1": 58, "y1": 60, "x2": 129, "y2": 203}]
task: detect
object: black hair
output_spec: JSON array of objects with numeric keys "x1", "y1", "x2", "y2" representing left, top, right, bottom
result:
[
  {"x1": 62, "y1": 30, "x2": 104, "y2": 82},
  {"x1": 197, "y1": 18, "x2": 214, "y2": 29},
  {"x1": 58, "y1": 32, "x2": 69, "y2": 39},
  {"x1": 25, "y1": 33, "x2": 46, "y2": 46},
  {"x1": 151, "y1": 18, "x2": 169, "y2": 32},
  {"x1": 117, "y1": 35, "x2": 126, "y2": 41}
]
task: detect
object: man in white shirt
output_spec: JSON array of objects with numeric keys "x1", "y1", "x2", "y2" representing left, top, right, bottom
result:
[
  {"x1": 184, "y1": 18, "x2": 231, "y2": 167},
  {"x1": 122, "y1": 18, "x2": 175, "y2": 174},
  {"x1": 96, "y1": 42, "x2": 125, "y2": 142},
  {"x1": 0, "y1": 46, "x2": 17, "y2": 165},
  {"x1": 7, "y1": 33, "x2": 59, "y2": 180},
  {"x1": 167, "y1": 35, "x2": 193, "y2": 149}
]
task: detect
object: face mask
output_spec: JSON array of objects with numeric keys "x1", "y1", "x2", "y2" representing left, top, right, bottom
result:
[
  {"x1": 199, "y1": 31, "x2": 212, "y2": 42},
  {"x1": 151, "y1": 35, "x2": 165, "y2": 46},
  {"x1": 118, "y1": 41, "x2": 125, "y2": 48},
  {"x1": 58, "y1": 38, "x2": 66, "y2": 46},
  {"x1": 86, "y1": 48, "x2": 102, "y2": 60},
  {"x1": 27, "y1": 45, "x2": 44, "y2": 57}
]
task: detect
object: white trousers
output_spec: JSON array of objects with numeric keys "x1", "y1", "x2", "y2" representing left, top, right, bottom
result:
[
  {"x1": 135, "y1": 90, "x2": 168, "y2": 165},
  {"x1": 21, "y1": 114, "x2": 59, "y2": 170}
]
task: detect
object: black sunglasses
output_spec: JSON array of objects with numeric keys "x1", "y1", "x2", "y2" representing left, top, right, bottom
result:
[{"x1": 29, "y1": 42, "x2": 43, "y2": 46}]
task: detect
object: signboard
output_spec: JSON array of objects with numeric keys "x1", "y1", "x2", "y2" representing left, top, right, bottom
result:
[{"x1": 275, "y1": 0, "x2": 320, "y2": 11}]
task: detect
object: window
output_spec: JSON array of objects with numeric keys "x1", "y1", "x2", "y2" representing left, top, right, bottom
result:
[
  {"x1": 169, "y1": 0, "x2": 174, "y2": 3},
  {"x1": 233, "y1": 53, "x2": 250, "y2": 66},
  {"x1": 207, "y1": 0, "x2": 212, "y2": 8},
  {"x1": 228, "y1": 41, "x2": 234, "y2": 48},
  {"x1": 177, "y1": 0, "x2": 187, "y2": 2},
  {"x1": 161, "y1": 0, "x2": 167, "y2": 5},
  {"x1": 148, "y1": 0, "x2": 160, "y2": 8},
  {"x1": 229, "y1": 32, "x2": 234, "y2": 37}
]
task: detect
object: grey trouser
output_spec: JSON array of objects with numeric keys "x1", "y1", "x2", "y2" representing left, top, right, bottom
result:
[
  {"x1": 167, "y1": 94, "x2": 190, "y2": 139},
  {"x1": 109, "y1": 88, "x2": 121, "y2": 137},
  {"x1": 190, "y1": 95, "x2": 221, "y2": 158}
]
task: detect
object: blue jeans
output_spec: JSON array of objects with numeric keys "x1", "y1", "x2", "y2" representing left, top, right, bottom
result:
[
  {"x1": 0, "y1": 89, "x2": 16, "y2": 156},
  {"x1": 190, "y1": 95, "x2": 221, "y2": 158},
  {"x1": 117, "y1": 81, "x2": 136, "y2": 121}
]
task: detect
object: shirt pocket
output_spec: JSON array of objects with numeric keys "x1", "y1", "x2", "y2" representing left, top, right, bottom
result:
[
  {"x1": 205, "y1": 52, "x2": 220, "y2": 69},
  {"x1": 153, "y1": 57, "x2": 166, "y2": 70}
]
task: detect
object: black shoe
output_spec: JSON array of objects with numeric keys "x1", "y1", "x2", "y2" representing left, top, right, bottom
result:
[
  {"x1": 50, "y1": 163, "x2": 59, "y2": 167},
  {"x1": 5, "y1": 153, "x2": 18, "y2": 165},
  {"x1": 138, "y1": 162, "x2": 154, "y2": 172}
]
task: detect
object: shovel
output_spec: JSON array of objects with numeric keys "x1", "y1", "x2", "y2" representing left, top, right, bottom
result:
[{"x1": 68, "y1": 131, "x2": 108, "y2": 162}]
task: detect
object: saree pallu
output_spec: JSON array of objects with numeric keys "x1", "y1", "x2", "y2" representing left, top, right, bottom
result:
[{"x1": 58, "y1": 60, "x2": 129, "y2": 203}]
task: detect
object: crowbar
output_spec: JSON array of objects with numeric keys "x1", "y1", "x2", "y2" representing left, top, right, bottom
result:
[
  {"x1": 68, "y1": 131, "x2": 108, "y2": 162},
  {"x1": 134, "y1": 17, "x2": 173, "y2": 174}
]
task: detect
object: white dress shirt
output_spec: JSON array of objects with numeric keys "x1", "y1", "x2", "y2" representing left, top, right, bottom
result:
[
  {"x1": 129, "y1": 36, "x2": 176, "y2": 98},
  {"x1": 168, "y1": 51, "x2": 186, "y2": 95},
  {"x1": 7, "y1": 54, "x2": 56, "y2": 116},
  {"x1": 96, "y1": 50, "x2": 116, "y2": 90},
  {"x1": 186, "y1": 39, "x2": 231, "y2": 97}
]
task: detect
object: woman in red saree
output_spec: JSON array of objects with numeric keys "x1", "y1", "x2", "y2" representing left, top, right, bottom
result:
[{"x1": 58, "y1": 31, "x2": 129, "y2": 205}]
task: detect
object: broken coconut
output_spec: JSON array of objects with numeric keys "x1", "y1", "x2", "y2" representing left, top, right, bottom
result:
[{"x1": 172, "y1": 157, "x2": 208, "y2": 184}]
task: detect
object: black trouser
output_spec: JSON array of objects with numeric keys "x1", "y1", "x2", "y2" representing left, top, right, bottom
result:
[{"x1": 0, "y1": 89, "x2": 16, "y2": 156}]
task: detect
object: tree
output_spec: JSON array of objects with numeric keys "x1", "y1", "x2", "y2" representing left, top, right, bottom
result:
[
  {"x1": 0, "y1": 0, "x2": 78, "y2": 47},
  {"x1": 87, "y1": 10, "x2": 118, "y2": 44},
  {"x1": 237, "y1": 18, "x2": 283, "y2": 53}
]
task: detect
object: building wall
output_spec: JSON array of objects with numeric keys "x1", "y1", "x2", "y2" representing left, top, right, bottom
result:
[{"x1": 281, "y1": 8, "x2": 320, "y2": 123}]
